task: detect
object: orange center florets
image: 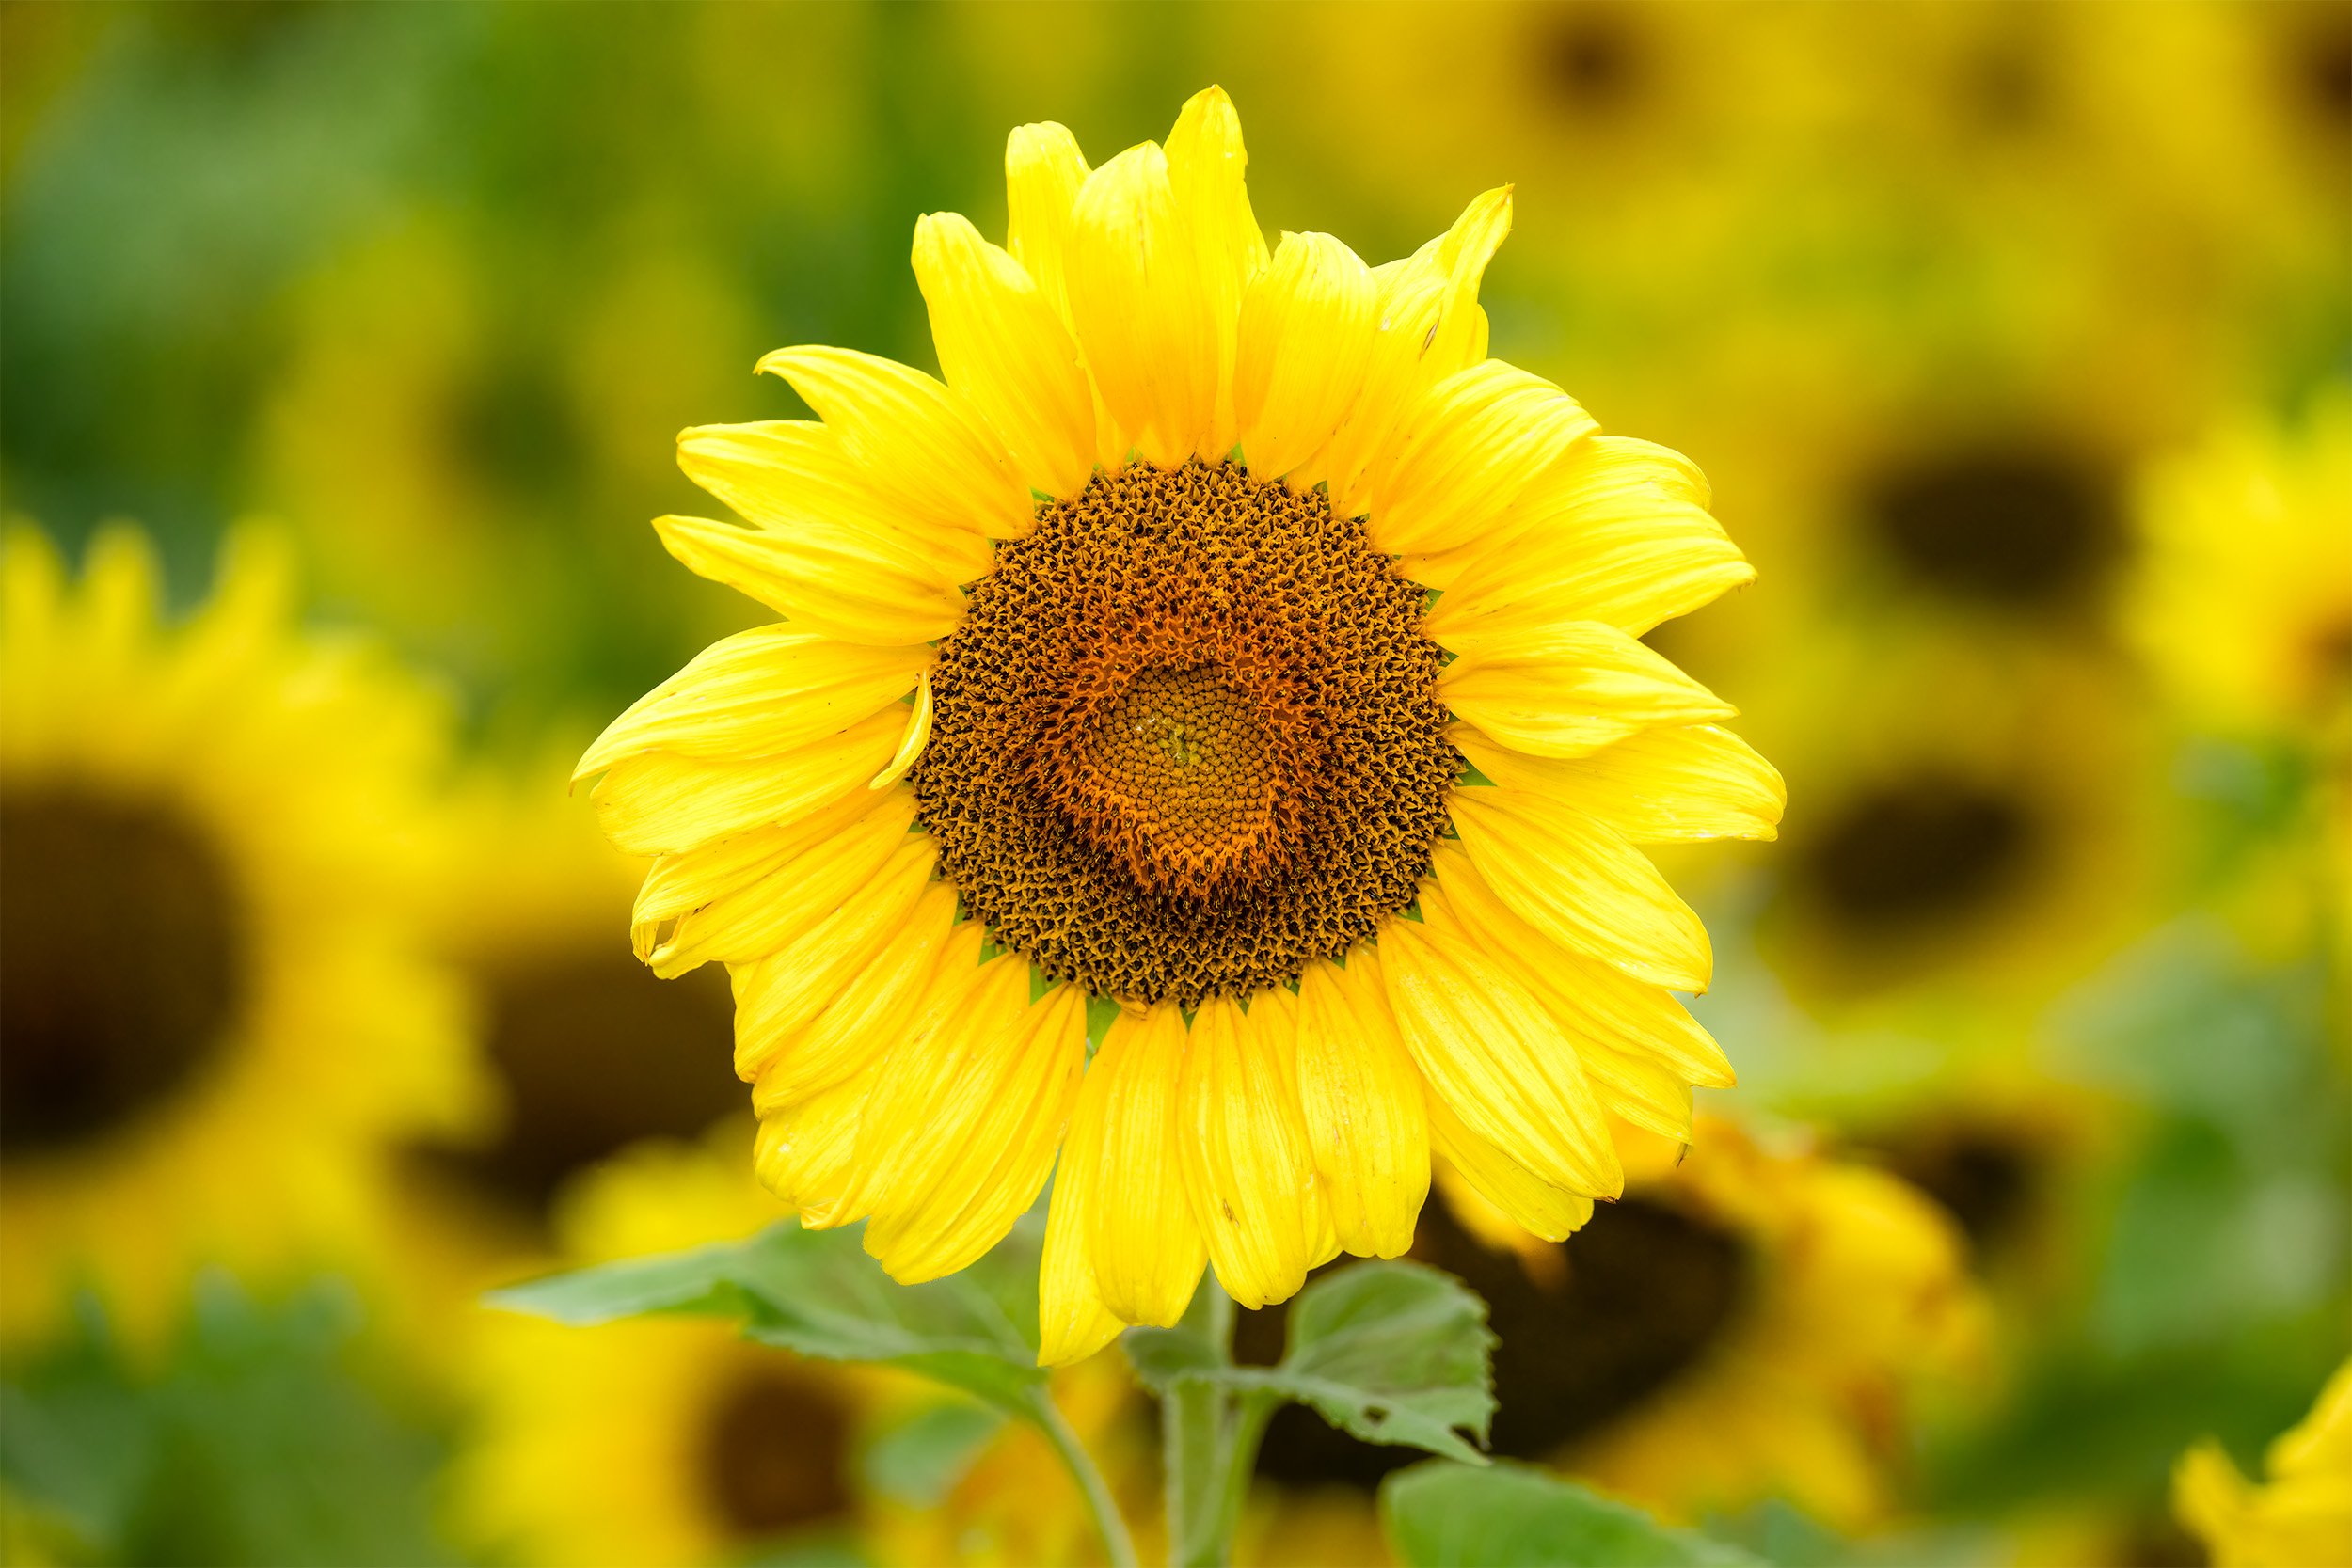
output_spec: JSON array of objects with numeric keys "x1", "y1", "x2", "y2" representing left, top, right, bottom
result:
[{"x1": 912, "y1": 460, "x2": 1458, "y2": 1006}]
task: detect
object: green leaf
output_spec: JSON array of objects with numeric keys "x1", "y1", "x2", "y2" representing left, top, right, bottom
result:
[
  {"x1": 483, "y1": 1238, "x2": 758, "y2": 1323},
  {"x1": 487, "y1": 1217, "x2": 1052, "y2": 1412},
  {"x1": 1125, "y1": 1261, "x2": 1496, "y2": 1465},
  {"x1": 1380, "y1": 1462, "x2": 1766, "y2": 1568},
  {"x1": 859, "y1": 1399, "x2": 1005, "y2": 1507}
]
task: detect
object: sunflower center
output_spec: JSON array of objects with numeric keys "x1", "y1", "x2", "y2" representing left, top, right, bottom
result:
[
  {"x1": 914, "y1": 460, "x2": 1456, "y2": 1006},
  {"x1": 0, "y1": 791, "x2": 245, "y2": 1158},
  {"x1": 1868, "y1": 451, "x2": 2117, "y2": 607},
  {"x1": 418, "y1": 951, "x2": 740, "y2": 1212},
  {"x1": 697, "y1": 1364, "x2": 854, "y2": 1539},
  {"x1": 1062, "y1": 664, "x2": 1295, "y2": 896}
]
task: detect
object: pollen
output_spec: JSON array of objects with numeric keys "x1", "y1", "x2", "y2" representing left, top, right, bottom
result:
[{"x1": 913, "y1": 460, "x2": 1457, "y2": 1006}]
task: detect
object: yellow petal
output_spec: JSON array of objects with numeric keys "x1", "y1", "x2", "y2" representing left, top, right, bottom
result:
[
  {"x1": 590, "y1": 706, "x2": 904, "y2": 855},
  {"x1": 867, "y1": 672, "x2": 932, "y2": 791},
  {"x1": 647, "y1": 789, "x2": 918, "y2": 976},
  {"x1": 1426, "y1": 436, "x2": 1753, "y2": 642},
  {"x1": 1065, "y1": 141, "x2": 1218, "y2": 467},
  {"x1": 1453, "y1": 721, "x2": 1783, "y2": 845},
  {"x1": 723, "y1": 836, "x2": 941, "y2": 1065},
  {"x1": 1438, "y1": 620, "x2": 1736, "y2": 759},
  {"x1": 819, "y1": 927, "x2": 994, "y2": 1218},
  {"x1": 913, "y1": 211, "x2": 1096, "y2": 499},
  {"x1": 1295, "y1": 951, "x2": 1432, "y2": 1259},
  {"x1": 757, "y1": 345, "x2": 1033, "y2": 540},
  {"x1": 1081, "y1": 1001, "x2": 1209, "y2": 1326},
  {"x1": 862, "y1": 974, "x2": 1088, "y2": 1284},
  {"x1": 78, "y1": 526, "x2": 162, "y2": 664},
  {"x1": 1426, "y1": 1095, "x2": 1595, "y2": 1243},
  {"x1": 577, "y1": 626, "x2": 930, "y2": 780},
  {"x1": 1177, "y1": 993, "x2": 1318, "y2": 1310},
  {"x1": 1039, "y1": 1083, "x2": 1128, "y2": 1368},
  {"x1": 746, "y1": 885, "x2": 965, "y2": 1102},
  {"x1": 1312, "y1": 187, "x2": 1512, "y2": 515},
  {"x1": 1449, "y1": 785, "x2": 1713, "y2": 993},
  {"x1": 1430, "y1": 840, "x2": 1733, "y2": 1089},
  {"x1": 1369, "y1": 360, "x2": 1598, "y2": 560},
  {"x1": 1232, "y1": 231, "x2": 1377, "y2": 481},
  {"x1": 1005, "y1": 121, "x2": 1091, "y2": 328},
  {"x1": 651, "y1": 512, "x2": 963, "y2": 648},
  {"x1": 755, "y1": 1072, "x2": 872, "y2": 1227},
  {"x1": 679, "y1": 417, "x2": 996, "y2": 580},
  {"x1": 1378, "y1": 906, "x2": 1623, "y2": 1199},
  {"x1": 628, "y1": 789, "x2": 878, "y2": 957},
  {"x1": 1164, "y1": 86, "x2": 1267, "y2": 455}
]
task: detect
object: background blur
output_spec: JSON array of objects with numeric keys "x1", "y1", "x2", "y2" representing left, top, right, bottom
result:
[{"x1": 2, "y1": 3, "x2": 2346, "y2": 1565}]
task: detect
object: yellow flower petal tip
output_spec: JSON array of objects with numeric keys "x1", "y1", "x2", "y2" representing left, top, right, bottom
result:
[{"x1": 868, "y1": 669, "x2": 934, "y2": 790}]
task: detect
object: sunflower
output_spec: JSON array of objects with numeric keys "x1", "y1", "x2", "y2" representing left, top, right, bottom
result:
[
  {"x1": 450, "y1": 1126, "x2": 1121, "y2": 1568},
  {"x1": 448, "y1": 1129, "x2": 895, "y2": 1567},
  {"x1": 2123, "y1": 392, "x2": 2352, "y2": 743},
  {"x1": 575, "y1": 86, "x2": 1777, "y2": 1358},
  {"x1": 410, "y1": 759, "x2": 745, "y2": 1231},
  {"x1": 0, "y1": 524, "x2": 485, "y2": 1345},
  {"x1": 1733, "y1": 622, "x2": 2153, "y2": 1076},
  {"x1": 382, "y1": 756, "x2": 751, "y2": 1354},
  {"x1": 1547, "y1": 1130, "x2": 1977, "y2": 1532},
  {"x1": 2173, "y1": 1356, "x2": 2352, "y2": 1568},
  {"x1": 1236, "y1": 1118, "x2": 1977, "y2": 1534}
]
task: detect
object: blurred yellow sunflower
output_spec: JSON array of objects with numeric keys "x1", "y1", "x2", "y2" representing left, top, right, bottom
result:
[
  {"x1": 1743, "y1": 626, "x2": 2153, "y2": 1069},
  {"x1": 449, "y1": 1130, "x2": 896, "y2": 1567},
  {"x1": 452, "y1": 1127, "x2": 1123, "y2": 1568},
  {"x1": 383, "y1": 758, "x2": 749, "y2": 1348},
  {"x1": 1544, "y1": 1124, "x2": 1979, "y2": 1530},
  {"x1": 413, "y1": 761, "x2": 744, "y2": 1228},
  {"x1": 2173, "y1": 1356, "x2": 2352, "y2": 1568},
  {"x1": 576, "y1": 85, "x2": 1779, "y2": 1363},
  {"x1": 0, "y1": 526, "x2": 485, "y2": 1344},
  {"x1": 1233, "y1": 1119, "x2": 1978, "y2": 1534},
  {"x1": 2124, "y1": 391, "x2": 2352, "y2": 740}
]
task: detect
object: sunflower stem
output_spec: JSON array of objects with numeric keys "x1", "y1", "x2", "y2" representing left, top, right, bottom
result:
[
  {"x1": 1028, "y1": 1384, "x2": 1140, "y2": 1568},
  {"x1": 1165, "y1": 1281, "x2": 1257, "y2": 1567}
]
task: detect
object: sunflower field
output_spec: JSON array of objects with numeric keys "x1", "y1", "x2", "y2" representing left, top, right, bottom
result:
[{"x1": 2, "y1": 5, "x2": 2346, "y2": 1567}]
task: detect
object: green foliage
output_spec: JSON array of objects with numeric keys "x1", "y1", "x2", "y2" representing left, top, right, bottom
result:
[
  {"x1": 1379, "y1": 1462, "x2": 1765, "y2": 1568},
  {"x1": 489, "y1": 1216, "x2": 1050, "y2": 1413},
  {"x1": 0, "y1": 1276, "x2": 453, "y2": 1567},
  {"x1": 856, "y1": 1400, "x2": 1004, "y2": 1508},
  {"x1": 1126, "y1": 1261, "x2": 1497, "y2": 1465}
]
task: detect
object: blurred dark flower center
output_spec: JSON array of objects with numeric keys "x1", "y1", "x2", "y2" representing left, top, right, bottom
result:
[
  {"x1": 1534, "y1": 4, "x2": 1645, "y2": 114},
  {"x1": 1239, "y1": 1196, "x2": 1749, "y2": 1489},
  {"x1": 2294, "y1": 5, "x2": 2352, "y2": 126},
  {"x1": 698, "y1": 1365, "x2": 855, "y2": 1539},
  {"x1": 1867, "y1": 1123, "x2": 2042, "y2": 1258},
  {"x1": 0, "y1": 791, "x2": 244, "y2": 1157},
  {"x1": 1960, "y1": 40, "x2": 2050, "y2": 133},
  {"x1": 1806, "y1": 776, "x2": 2036, "y2": 932},
  {"x1": 422, "y1": 948, "x2": 740, "y2": 1212},
  {"x1": 2305, "y1": 613, "x2": 2352, "y2": 695},
  {"x1": 1867, "y1": 451, "x2": 2118, "y2": 608}
]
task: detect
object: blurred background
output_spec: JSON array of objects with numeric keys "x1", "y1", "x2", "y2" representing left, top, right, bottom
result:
[{"x1": 1, "y1": 3, "x2": 2345, "y2": 1564}]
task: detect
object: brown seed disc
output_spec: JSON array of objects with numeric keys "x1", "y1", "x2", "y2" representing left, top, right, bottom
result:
[{"x1": 913, "y1": 459, "x2": 1457, "y2": 1006}]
